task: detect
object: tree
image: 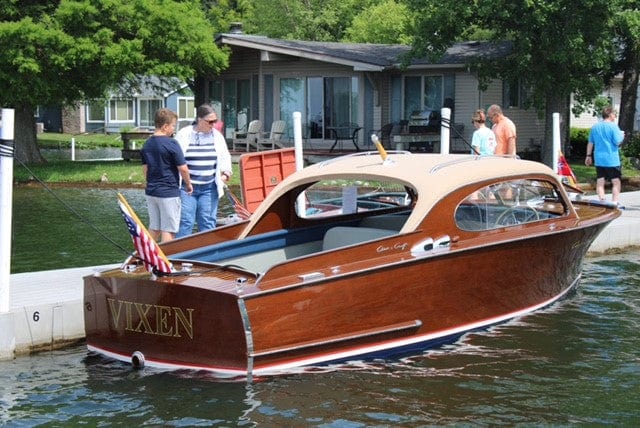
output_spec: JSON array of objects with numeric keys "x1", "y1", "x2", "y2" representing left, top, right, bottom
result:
[
  {"x1": 614, "y1": 7, "x2": 640, "y2": 136},
  {"x1": 0, "y1": 0, "x2": 228, "y2": 164},
  {"x1": 343, "y1": 0, "x2": 414, "y2": 45},
  {"x1": 243, "y1": 0, "x2": 374, "y2": 42},
  {"x1": 407, "y1": 0, "x2": 619, "y2": 167}
]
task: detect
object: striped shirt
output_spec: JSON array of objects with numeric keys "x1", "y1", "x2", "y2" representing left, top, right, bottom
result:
[{"x1": 184, "y1": 131, "x2": 217, "y2": 185}]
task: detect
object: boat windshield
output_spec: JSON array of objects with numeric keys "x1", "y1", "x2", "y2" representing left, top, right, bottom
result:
[
  {"x1": 455, "y1": 178, "x2": 568, "y2": 231},
  {"x1": 296, "y1": 179, "x2": 414, "y2": 218}
]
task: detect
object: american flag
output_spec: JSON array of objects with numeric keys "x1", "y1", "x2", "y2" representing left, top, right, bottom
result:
[
  {"x1": 225, "y1": 187, "x2": 252, "y2": 220},
  {"x1": 117, "y1": 193, "x2": 172, "y2": 274}
]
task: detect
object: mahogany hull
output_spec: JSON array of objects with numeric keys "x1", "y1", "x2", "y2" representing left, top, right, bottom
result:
[{"x1": 84, "y1": 222, "x2": 604, "y2": 377}]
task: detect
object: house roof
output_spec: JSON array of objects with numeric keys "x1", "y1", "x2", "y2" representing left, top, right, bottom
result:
[{"x1": 216, "y1": 33, "x2": 512, "y2": 72}]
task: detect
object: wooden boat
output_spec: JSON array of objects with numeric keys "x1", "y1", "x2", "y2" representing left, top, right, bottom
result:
[{"x1": 84, "y1": 152, "x2": 620, "y2": 378}]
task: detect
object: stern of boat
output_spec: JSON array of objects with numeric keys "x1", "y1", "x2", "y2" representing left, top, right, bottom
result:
[{"x1": 83, "y1": 269, "x2": 250, "y2": 375}]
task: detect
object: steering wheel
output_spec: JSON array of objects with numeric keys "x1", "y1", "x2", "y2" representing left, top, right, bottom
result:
[{"x1": 494, "y1": 205, "x2": 540, "y2": 226}]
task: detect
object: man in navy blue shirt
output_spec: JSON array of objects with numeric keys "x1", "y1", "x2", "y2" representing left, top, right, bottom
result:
[{"x1": 141, "y1": 108, "x2": 193, "y2": 242}]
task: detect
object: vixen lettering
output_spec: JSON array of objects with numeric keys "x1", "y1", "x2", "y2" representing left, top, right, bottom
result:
[{"x1": 107, "y1": 298, "x2": 194, "y2": 339}]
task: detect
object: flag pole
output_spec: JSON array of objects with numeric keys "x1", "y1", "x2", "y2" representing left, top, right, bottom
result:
[{"x1": 117, "y1": 193, "x2": 172, "y2": 269}]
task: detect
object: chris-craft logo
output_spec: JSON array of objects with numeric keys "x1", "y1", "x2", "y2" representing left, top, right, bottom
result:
[{"x1": 107, "y1": 298, "x2": 195, "y2": 339}]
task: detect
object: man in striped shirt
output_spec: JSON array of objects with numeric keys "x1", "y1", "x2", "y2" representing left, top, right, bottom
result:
[{"x1": 175, "y1": 104, "x2": 233, "y2": 237}]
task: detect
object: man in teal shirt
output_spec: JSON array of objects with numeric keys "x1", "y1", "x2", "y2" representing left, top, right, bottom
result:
[{"x1": 585, "y1": 106, "x2": 625, "y2": 208}]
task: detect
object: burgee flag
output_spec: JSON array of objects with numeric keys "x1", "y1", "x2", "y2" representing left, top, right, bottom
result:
[
  {"x1": 557, "y1": 151, "x2": 580, "y2": 189},
  {"x1": 117, "y1": 193, "x2": 172, "y2": 274}
]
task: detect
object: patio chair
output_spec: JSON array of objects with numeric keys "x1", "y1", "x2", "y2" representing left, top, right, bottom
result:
[
  {"x1": 257, "y1": 120, "x2": 287, "y2": 150},
  {"x1": 232, "y1": 120, "x2": 262, "y2": 151},
  {"x1": 328, "y1": 122, "x2": 362, "y2": 152}
]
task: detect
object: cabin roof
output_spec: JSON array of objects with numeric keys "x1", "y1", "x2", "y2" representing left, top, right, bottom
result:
[
  {"x1": 216, "y1": 33, "x2": 512, "y2": 71},
  {"x1": 244, "y1": 153, "x2": 558, "y2": 234}
]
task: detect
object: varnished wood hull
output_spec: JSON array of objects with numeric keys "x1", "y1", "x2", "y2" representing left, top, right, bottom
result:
[{"x1": 84, "y1": 222, "x2": 605, "y2": 377}]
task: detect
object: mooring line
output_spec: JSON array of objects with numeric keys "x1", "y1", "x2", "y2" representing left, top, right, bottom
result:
[{"x1": 14, "y1": 157, "x2": 133, "y2": 257}]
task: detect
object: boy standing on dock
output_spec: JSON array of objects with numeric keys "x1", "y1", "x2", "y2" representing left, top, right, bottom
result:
[{"x1": 141, "y1": 108, "x2": 193, "y2": 242}]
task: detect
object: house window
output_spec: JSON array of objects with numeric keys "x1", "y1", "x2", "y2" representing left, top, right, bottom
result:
[
  {"x1": 177, "y1": 97, "x2": 195, "y2": 122},
  {"x1": 139, "y1": 99, "x2": 163, "y2": 128},
  {"x1": 503, "y1": 78, "x2": 528, "y2": 109},
  {"x1": 87, "y1": 100, "x2": 106, "y2": 122},
  {"x1": 403, "y1": 75, "x2": 443, "y2": 117},
  {"x1": 109, "y1": 99, "x2": 134, "y2": 123}
]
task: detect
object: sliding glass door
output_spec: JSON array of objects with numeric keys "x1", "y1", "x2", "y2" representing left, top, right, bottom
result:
[{"x1": 279, "y1": 76, "x2": 360, "y2": 142}]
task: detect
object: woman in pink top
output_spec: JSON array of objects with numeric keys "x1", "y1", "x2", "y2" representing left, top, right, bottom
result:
[{"x1": 487, "y1": 104, "x2": 517, "y2": 155}]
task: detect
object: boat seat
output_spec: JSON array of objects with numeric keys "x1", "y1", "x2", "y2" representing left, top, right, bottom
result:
[
  {"x1": 322, "y1": 226, "x2": 396, "y2": 251},
  {"x1": 359, "y1": 213, "x2": 409, "y2": 231}
]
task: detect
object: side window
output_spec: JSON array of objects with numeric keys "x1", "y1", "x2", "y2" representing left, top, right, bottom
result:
[
  {"x1": 298, "y1": 179, "x2": 413, "y2": 218},
  {"x1": 455, "y1": 179, "x2": 567, "y2": 231}
]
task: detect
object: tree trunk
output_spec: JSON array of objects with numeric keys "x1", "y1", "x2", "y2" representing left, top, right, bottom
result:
[
  {"x1": 14, "y1": 104, "x2": 46, "y2": 165},
  {"x1": 541, "y1": 92, "x2": 568, "y2": 168},
  {"x1": 618, "y1": 48, "x2": 639, "y2": 138},
  {"x1": 191, "y1": 73, "x2": 208, "y2": 108}
]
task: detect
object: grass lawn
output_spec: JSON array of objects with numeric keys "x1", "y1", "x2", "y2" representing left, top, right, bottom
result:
[{"x1": 37, "y1": 132, "x2": 122, "y2": 149}]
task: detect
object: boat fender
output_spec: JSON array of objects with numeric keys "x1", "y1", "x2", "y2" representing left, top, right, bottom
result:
[{"x1": 131, "y1": 351, "x2": 145, "y2": 369}]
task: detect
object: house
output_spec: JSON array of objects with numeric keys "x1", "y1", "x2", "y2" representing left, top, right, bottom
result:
[
  {"x1": 205, "y1": 32, "x2": 547, "y2": 155},
  {"x1": 570, "y1": 75, "x2": 640, "y2": 131},
  {"x1": 49, "y1": 77, "x2": 195, "y2": 135}
]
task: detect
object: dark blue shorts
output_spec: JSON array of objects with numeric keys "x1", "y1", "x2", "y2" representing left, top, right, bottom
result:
[{"x1": 595, "y1": 166, "x2": 622, "y2": 181}]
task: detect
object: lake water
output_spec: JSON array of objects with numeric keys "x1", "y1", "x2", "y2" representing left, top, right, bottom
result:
[
  {"x1": 0, "y1": 254, "x2": 638, "y2": 425},
  {"x1": 4, "y1": 187, "x2": 639, "y2": 425},
  {"x1": 10, "y1": 187, "x2": 234, "y2": 274}
]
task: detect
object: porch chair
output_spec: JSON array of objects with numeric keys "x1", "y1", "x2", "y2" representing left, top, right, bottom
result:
[
  {"x1": 232, "y1": 120, "x2": 263, "y2": 151},
  {"x1": 257, "y1": 120, "x2": 287, "y2": 150},
  {"x1": 328, "y1": 122, "x2": 362, "y2": 152}
]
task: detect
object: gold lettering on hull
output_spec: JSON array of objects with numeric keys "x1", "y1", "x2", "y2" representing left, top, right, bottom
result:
[{"x1": 107, "y1": 298, "x2": 194, "y2": 339}]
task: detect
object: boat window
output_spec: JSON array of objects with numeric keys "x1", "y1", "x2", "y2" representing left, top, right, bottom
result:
[
  {"x1": 296, "y1": 179, "x2": 414, "y2": 219},
  {"x1": 455, "y1": 178, "x2": 568, "y2": 231}
]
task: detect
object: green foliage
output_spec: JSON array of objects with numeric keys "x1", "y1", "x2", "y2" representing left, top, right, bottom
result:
[
  {"x1": 409, "y1": 0, "x2": 618, "y2": 110},
  {"x1": 622, "y1": 132, "x2": 640, "y2": 159},
  {"x1": 243, "y1": 0, "x2": 375, "y2": 41},
  {"x1": 343, "y1": 0, "x2": 414, "y2": 44},
  {"x1": 0, "y1": 0, "x2": 228, "y2": 108},
  {"x1": 569, "y1": 128, "x2": 590, "y2": 157},
  {"x1": 0, "y1": 0, "x2": 229, "y2": 163}
]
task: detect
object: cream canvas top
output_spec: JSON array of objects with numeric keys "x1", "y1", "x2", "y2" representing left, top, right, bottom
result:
[{"x1": 241, "y1": 153, "x2": 558, "y2": 237}]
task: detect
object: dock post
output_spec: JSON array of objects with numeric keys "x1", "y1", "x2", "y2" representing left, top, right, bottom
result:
[
  {"x1": 440, "y1": 108, "x2": 451, "y2": 154},
  {"x1": 0, "y1": 108, "x2": 16, "y2": 360},
  {"x1": 293, "y1": 112, "x2": 305, "y2": 217},
  {"x1": 553, "y1": 112, "x2": 560, "y2": 171}
]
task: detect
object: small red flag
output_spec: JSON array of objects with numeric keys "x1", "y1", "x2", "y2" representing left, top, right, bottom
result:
[{"x1": 557, "y1": 152, "x2": 580, "y2": 189}]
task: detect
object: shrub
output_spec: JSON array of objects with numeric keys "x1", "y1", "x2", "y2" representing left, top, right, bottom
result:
[
  {"x1": 569, "y1": 127, "x2": 590, "y2": 158},
  {"x1": 622, "y1": 132, "x2": 640, "y2": 159}
]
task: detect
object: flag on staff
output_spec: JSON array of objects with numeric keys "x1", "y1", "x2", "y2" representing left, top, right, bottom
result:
[
  {"x1": 557, "y1": 151, "x2": 580, "y2": 189},
  {"x1": 117, "y1": 193, "x2": 172, "y2": 274},
  {"x1": 225, "y1": 187, "x2": 252, "y2": 220}
]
